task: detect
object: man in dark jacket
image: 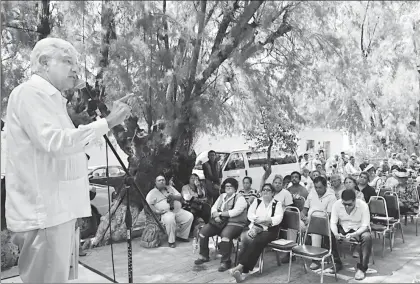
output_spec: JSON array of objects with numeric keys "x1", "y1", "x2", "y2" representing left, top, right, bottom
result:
[{"x1": 202, "y1": 150, "x2": 221, "y2": 204}]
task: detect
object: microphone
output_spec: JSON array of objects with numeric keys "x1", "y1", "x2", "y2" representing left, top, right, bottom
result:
[{"x1": 74, "y1": 79, "x2": 87, "y2": 90}]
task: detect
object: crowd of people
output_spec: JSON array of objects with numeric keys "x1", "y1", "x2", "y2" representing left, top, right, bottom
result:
[{"x1": 146, "y1": 149, "x2": 420, "y2": 282}]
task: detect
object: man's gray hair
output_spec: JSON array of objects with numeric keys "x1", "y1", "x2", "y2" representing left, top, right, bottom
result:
[{"x1": 30, "y1": 37, "x2": 78, "y2": 74}]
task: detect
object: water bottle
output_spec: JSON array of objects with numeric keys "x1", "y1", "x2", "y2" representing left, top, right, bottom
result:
[{"x1": 192, "y1": 237, "x2": 198, "y2": 254}]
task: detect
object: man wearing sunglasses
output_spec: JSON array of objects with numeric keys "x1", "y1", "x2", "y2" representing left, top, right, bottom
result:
[{"x1": 328, "y1": 189, "x2": 372, "y2": 280}]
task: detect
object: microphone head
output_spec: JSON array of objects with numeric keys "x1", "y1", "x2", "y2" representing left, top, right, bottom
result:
[{"x1": 74, "y1": 79, "x2": 86, "y2": 90}]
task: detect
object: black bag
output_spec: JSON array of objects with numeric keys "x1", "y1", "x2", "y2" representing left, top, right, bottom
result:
[{"x1": 209, "y1": 194, "x2": 236, "y2": 230}]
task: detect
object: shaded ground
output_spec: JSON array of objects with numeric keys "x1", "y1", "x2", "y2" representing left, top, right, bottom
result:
[
  {"x1": 77, "y1": 221, "x2": 419, "y2": 283},
  {"x1": 1, "y1": 221, "x2": 419, "y2": 283}
]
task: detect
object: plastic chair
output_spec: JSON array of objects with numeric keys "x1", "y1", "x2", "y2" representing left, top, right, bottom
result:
[
  {"x1": 258, "y1": 206, "x2": 301, "y2": 274},
  {"x1": 383, "y1": 191, "x2": 405, "y2": 245},
  {"x1": 288, "y1": 210, "x2": 337, "y2": 283},
  {"x1": 368, "y1": 196, "x2": 392, "y2": 257}
]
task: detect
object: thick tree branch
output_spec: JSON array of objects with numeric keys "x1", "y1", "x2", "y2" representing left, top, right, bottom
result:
[
  {"x1": 186, "y1": 0, "x2": 207, "y2": 98},
  {"x1": 162, "y1": 0, "x2": 170, "y2": 50},
  {"x1": 360, "y1": 1, "x2": 369, "y2": 58},
  {"x1": 204, "y1": 1, "x2": 218, "y2": 27},
  {"x1": 210, "y1": 0, "x2": 240, "y2": 56},
  {"x1": 193, "y1": 0, "x2": 264, "y2": 96}
]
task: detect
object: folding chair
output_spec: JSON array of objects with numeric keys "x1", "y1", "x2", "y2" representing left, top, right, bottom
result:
[
  {"x1": 288, "y1": 210, "x2": 337, "y2": 283},
  {"x1": 258, "y1": 206, "x2": 301, "y2": 274},
  {"x1": 369, "y1": 196, "x2": 393, "y2": 257},
  {"x1": 399, "y1": 184, "x2": 420, "y2": 228},
  {"x1": 214, "y1": 235, "x2": 241, "y2": 266},
  {"x1": 383, "y1": 191, "x2": 404, "y2": 245}
]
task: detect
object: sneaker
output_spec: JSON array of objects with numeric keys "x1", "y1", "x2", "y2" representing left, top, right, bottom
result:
[
  {"x1": 194, "y1": 257, "x2": 210, "y2": 265},
  {"x1": 231, "y1": 270, "x2": 247, "y2": 283},
  {"x1": 310, "y1": 261, "x2": 321, "y2": 270},
  {"x1": 355, "y1": 269, "x2": 366, "y2": 280}
]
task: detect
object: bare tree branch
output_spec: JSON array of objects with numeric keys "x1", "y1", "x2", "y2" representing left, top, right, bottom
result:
[
  {"x1": 194, "y1": 0, "x2": 264, "y2": 96},
  {"x1": 210, "y1": 0, "x2": 240, "y2": 56},
  {"x1": 361, "y1": 0, "x2": 370, "y2": 58},
  {"x1": 185, "y1": 0, "x2": 207, "y2": 99}
]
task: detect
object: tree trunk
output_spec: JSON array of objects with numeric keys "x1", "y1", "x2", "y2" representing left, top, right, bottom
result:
[{"x1": 36, "y1": 0, "x2": 51, "y2": 41}]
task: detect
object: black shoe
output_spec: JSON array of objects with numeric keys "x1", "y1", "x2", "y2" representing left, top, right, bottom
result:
[
  {"x1": 169, "y1": 242, "x2": 176, "y2": 248},
  {"x1": 79, "y1": 248, "x2": 87, "y2": 257},
  {"x1": 194, "y1": 257, "x2": 210, "y2": 265},
  {"x1": 218, "y1": 262, "x2": 231, "y2": 272},
  {"x1": 176, "y1": 237, "x2": 190, "y2": 243}
]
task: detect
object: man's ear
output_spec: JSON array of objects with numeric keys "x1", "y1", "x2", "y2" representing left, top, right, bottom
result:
[{"x1": 38, "y1": 54, "x2": 50, "y2": 68}]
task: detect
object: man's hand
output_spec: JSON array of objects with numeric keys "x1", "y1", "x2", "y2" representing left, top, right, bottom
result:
[
  {"x1": 105, "y1": 94, "x2": 133, "y2": 129},
  {"x1": 214, "y1": 216, "x2": 221, "y2": 223},
  {"x1": 211, "y1": 211, "x2": 219, "y2": 218}
]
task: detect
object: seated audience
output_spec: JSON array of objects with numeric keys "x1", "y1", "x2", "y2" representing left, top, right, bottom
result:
[
  {"x1": 182, "y1": 173, "x2": 211, "y2": 231},
  {"x1": 393, "y1": 168, "x2": 419, "y2": 215},
  {"x1": 238, "y1": 177, "x2": 259, "y2": 207},
  {"x1": 301, "y1": 168, "x2": 314, "y2": 193},
  {"x1": 288, "y1": 171, "x2": 309, "y2": 206},
  {"x1": 357, "y1": 172, "x2": 377, "y2": 203},
  {"x1": 330, "y1": 174, "x2": 345, "y2": 200},
  {"x1": 384, "y1": 165, "x2": 400, "y2": 189},
  {"x1": 146, "y1": 175, "x2": 194, "y2": 248},
  {"x1": 230, "y1": 183, "x2": 283, "y2": 282},
  {"x1": 328, "y1": 189, "x2": 372, "y2": 281},
  {"x1": 194, "y1": 178, "x2": 248, "y2": 272},
  {"x1": 344, "y1": 176, "x2": 365, "y2": 202},
  {"x1": 300, "y1": 176, "x2": 337, "y2": 270}
]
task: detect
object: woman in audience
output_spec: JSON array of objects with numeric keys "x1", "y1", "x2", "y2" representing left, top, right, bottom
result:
[
  {"x1": 182, "y1": 174, "x2": 211, "y2": 233},
  {"x1": 393, "y1": 169, "x2": 419, "y2": 215},
  {"x1": 194, "y1": 178, "x2": 248, "y2": 272},
  {"x1": 230, "y1": 183, "x2": 283, "y2": 283},
  {"x1": 238, "y1": 176, "x2": 259, "y2": 207},
  {"x1": 343, "y1": 176, "x2": 365, "y2": 201}
]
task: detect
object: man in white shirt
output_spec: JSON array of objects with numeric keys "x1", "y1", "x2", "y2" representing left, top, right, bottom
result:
[
  {"x1": 300, "y1": 153, "x2": 313, "y2": 171},
  {"x1": 146, "y1": 175, "x2": 193, "y2": 248},
  {"x1": 344, "y1": 156, "x2": 361, "y2": 176},
  {"x1": 300, "y1": 176, "x2": 338, "y2": 270},
  {"x1": 328, "y1": 189, "x2": 372, "y2": 281},
  {"x1": 5, "y1": 38, "x2": 131, "y2": 283},
  {"x1": 301, "y1": 168, "x2": 314, "y2": 193}
]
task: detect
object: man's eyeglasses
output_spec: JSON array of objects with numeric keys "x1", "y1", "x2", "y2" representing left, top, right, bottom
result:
[{"x1": 262, "y1": 188, "x2": 272, "y2": 192}]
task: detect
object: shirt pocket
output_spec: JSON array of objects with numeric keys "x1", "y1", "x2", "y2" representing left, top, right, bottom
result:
[{"x1": 58, "y1": 176, "x2": 87, "y2": 210}]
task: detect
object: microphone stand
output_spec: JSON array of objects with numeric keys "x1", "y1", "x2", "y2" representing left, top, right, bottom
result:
[
  {"x1": 124, "y1": 184, "x2": 133, "y2": 283},
  {"x1": 78, "y1": 84, "x2": 166, "y2": 283}
]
